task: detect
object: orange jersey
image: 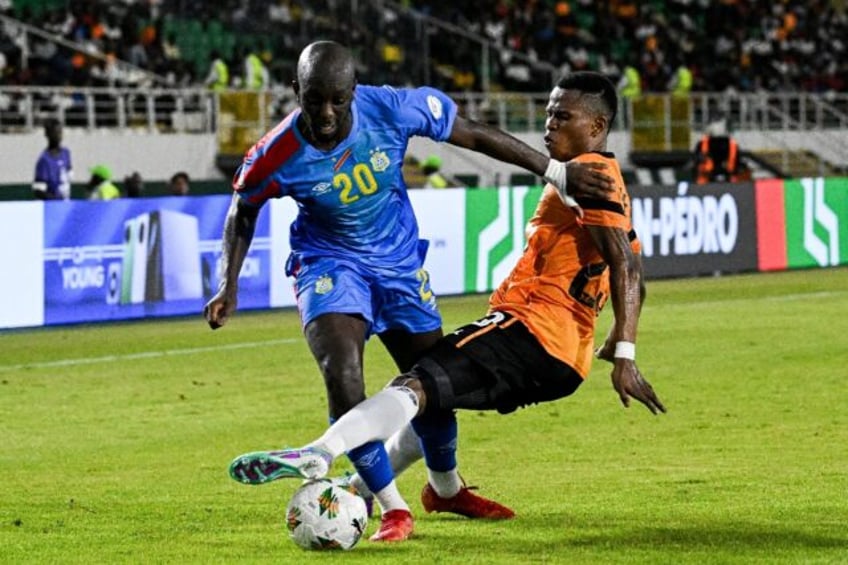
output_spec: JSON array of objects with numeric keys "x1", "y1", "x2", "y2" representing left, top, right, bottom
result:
[{"x1": 488, "y1": 152, "x2": 637, "y2": 378}]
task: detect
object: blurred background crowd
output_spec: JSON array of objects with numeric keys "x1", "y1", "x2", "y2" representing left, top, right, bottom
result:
[{"x1": 0, "y1": 0, "x2": 845, "y2": 94}]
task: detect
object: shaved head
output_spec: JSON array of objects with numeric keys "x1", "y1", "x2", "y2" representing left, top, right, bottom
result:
[
  {"x1": 296, "y1": 41, "x2": 355, "y2": 89},
  {"x1": 293, "y1": 41, "x2": 357, "y2": 150}
]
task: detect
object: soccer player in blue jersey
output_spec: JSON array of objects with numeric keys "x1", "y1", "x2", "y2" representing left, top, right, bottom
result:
[
  {"x1": 205, "y1": 41, "x2": 615, "y2": 542},
  {"x1": 32, "y1": 119, "x2": 72, "y2": 200}
]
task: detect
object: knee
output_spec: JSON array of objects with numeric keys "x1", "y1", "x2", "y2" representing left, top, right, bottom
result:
[
  {"x1": 315, "y1": 349, "x2": 360, "y2": 382},
  {"x1": 388, "y1": 375, "x2": 428, "y2": 413},
  {"x1": 388, "y1": 374, "x2": 424, "y2": 394},
  {"x1": 412, "y1": 407, "x2": 455, "y2": 428}
]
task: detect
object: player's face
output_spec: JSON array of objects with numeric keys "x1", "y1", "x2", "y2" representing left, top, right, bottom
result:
[
  {"x1": 543, "y1": 87, "x2": 603, "y2": 161},
  {"x1": 296, "y1": 77, "x2": 354, "y2": 149},
  {"x1": 45, "y1": 123, "x2": 63, "y2": 147}
]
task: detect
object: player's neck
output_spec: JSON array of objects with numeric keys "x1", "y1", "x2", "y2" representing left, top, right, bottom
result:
[{"x1": 591, "y1": 139, "x2": 607, "y2": 153}]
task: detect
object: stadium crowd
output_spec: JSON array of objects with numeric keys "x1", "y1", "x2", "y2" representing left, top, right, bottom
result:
[{"x1": 0, "y1": 0, "x2": 845, "y2": 94}]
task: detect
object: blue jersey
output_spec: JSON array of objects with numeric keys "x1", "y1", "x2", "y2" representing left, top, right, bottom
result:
[
  {"x1": 34, "y1": 147, "x2": 72, "y2": 199},
  {"x1": 233, "y1": 85, "x2": 457, "y2": 273}
]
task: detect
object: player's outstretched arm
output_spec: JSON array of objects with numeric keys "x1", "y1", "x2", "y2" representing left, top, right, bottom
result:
[
  {"x1": 596, "y1": 251, "x2": 646, "y2": 362},
  {"x1": 204, "y1": 195, "x2": 260, "y2": 329},
  {"x1": 446, "y1": 115, "x2": 614, "y2": 200},
  {"x1": 587, "y1": 224, "x2": 666, "y2": 415}
]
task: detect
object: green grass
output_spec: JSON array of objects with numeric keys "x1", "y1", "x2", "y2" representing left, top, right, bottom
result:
[{"x1": 1, "y1": 268, "x2": 847, "y2": 564}]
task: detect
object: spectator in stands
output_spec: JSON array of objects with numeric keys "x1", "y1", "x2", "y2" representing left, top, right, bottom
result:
[
  {"x1": 168, "y1": 171, "x2": 190, "y2": 196},
  {"x1": 125, "y1": 35, "x2": 149, "y2": 70},
  {"x1": 376, "y1": 24, "x2": 404, "y2": 85},
  {"x1": 89, "y1": 52, "x2": 122, "y2": 87},
  {"x1": 0, "y1": 15, "x2": 23, "y2": 82},
  {"x1": 87, "y1": 164, "x2": 120, "y2": 200},
  {"x1": 161, "y1": 32, "x2": 181, "y2": 64},
  {"x1": 32, "y1": 118, "x2": 72, "y2": 200},
  {"x1": 4, "y1": 1, "x2": 847, "y2": 95},
  {"x1": 500, "y1": 51, "x2": 534, "y2": 92},
  {"x1": 204, "y1": 50, "x2": 229, "y2": 92}
]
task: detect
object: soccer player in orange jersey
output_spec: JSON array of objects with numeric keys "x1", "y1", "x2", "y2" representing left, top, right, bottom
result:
[{"x1": 229, "y1": 71, "x2": 665, "y2": 530}]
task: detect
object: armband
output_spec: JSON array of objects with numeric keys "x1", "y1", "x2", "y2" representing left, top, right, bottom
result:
[
  {"x1": 614, "y1": 341, "x2": 636, "y2": 360},
  {"x1": 544, "y1": 159, "x2": 578, "y2": 208}
]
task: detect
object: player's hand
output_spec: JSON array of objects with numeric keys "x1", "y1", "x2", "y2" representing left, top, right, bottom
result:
[
  {"x1": 594, "y1": 339, "x2": 615, "y2": 363},
  {"x1": 610, "y1": 359, "x2": 666, "y2": 415},
  {"x1": 565, "y1": 161, "x2": 615, "y2": 200},
  {"x1": 204, "y1": 288, "x2": 237, "y2": 330}
]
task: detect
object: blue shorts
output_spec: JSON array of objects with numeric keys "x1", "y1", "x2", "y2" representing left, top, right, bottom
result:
[{"x1": 287, "y1": 255, "x2": 442, "y2": 338}]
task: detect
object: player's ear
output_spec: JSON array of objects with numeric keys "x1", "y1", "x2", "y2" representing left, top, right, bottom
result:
[
  {"x1": 592, "y1": 115, "x2": 607, "y2": 137},
  {"x1": 292, "y1": 79, "x2": 300, "y2": 96}
]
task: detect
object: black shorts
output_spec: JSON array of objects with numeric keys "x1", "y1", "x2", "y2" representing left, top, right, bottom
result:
[{"x1": 410, "y1": 311, "x2": 583, "y2": 415}]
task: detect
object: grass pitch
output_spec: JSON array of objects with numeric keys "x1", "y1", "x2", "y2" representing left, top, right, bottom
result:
[{"x1": 1, "y1": 267, "x2": 847, "y2": 564}]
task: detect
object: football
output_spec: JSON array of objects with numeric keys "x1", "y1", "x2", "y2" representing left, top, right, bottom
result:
[{"x1": 285, "y1": 479, "x2": 369, "y2": 551}]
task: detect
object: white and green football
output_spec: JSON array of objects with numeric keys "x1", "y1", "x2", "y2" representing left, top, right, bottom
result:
[{"x1": 285, "y1": 479, "x2": 368, "y2": 551}]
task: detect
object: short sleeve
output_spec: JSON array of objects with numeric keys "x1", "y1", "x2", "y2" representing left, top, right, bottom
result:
[
  {"x1": 232, "y1": 161, "x2": 282, "y2": 207},
  {"x1": 382, "y1": 86, "x2": 458, "y2": 141},
  {"x1": 231, "y1": 113, "x2": 300, "y2": 207},
  {"x1": 575, "y1": 154, "x2": 630, "y2": 231}
]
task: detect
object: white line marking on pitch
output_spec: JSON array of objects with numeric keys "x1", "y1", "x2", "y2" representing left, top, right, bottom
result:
[
  {"x1": 763, "y1": 290, "x2": 846, "y2": 302},
  {"x1": 0, "y1": 338, "x2": 300, "y2": 373},
  {"x1": 656, "y1": 290, "x2": 846, "y2": 309}
]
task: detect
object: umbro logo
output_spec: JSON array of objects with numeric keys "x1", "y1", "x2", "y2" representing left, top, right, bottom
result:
[
  {"x1": 353, "y1": 450, "x2": 381, "y2": 469},
  {"x1": 311, "y1": 182, "x2": 332, "y2": 195}
]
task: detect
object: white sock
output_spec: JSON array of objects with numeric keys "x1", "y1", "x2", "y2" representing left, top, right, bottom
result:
[
  {"x1": 308, "y1": 387, "x2": 420, "y2": 459},
  {"x1": 349, "y1": 423, "x2": 423, "y2": 499},
  {"x1": 385, "y1": 423, "x2": 425, "y2": 477},
  {"x1": 428, "y1": 468, "x2": 463, "y2": 499},
  {"x1": 374, "y1": 481, "x2": 410, "y2": 513}
]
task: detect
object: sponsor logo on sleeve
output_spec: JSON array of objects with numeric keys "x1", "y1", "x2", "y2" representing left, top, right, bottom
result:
[{"x1": 427, "y1": 95, "x2": 443, "y2": 120}]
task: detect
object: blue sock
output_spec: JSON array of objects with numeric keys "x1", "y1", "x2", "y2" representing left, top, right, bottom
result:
[
  {"x1": 347, "y1": 441, "x2": 394, "y2": 493},
  {"x1": 411, "y1": 411, "x2": 457, "y2": 472},
  {"x1": 327, "y1": 415, "x2": 395, "y2": 493}
]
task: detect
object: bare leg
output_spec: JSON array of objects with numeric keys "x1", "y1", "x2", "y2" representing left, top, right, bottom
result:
[{"x1": 305, "y1": 313, "x2": 409, "y2": 514}]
